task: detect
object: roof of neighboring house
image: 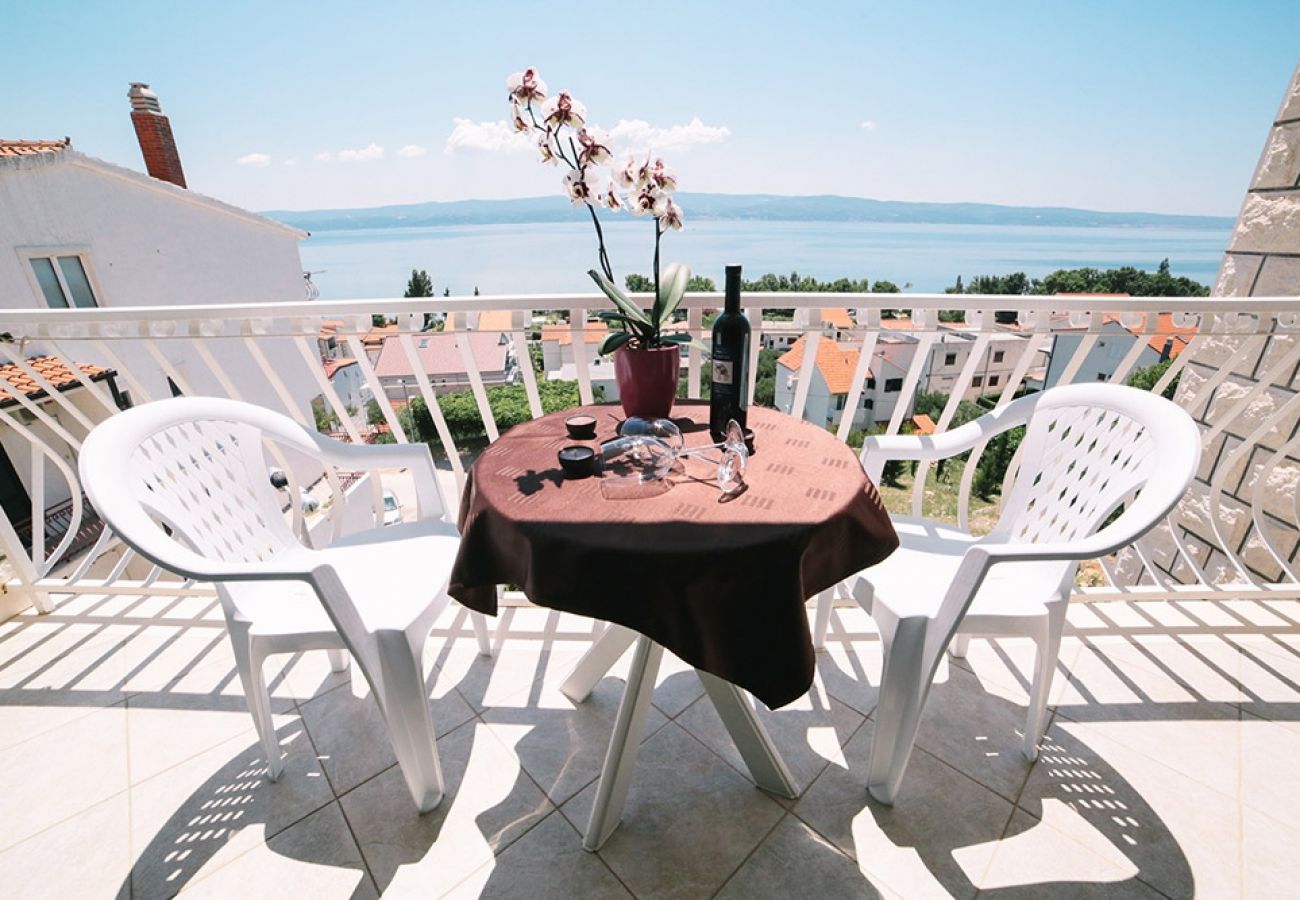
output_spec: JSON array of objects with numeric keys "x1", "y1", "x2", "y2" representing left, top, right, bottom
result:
[
  {"x1": 911, "y1": 414, "x2": 937, "y2": 435},
  {"x1": 1102, "y1": 312, "x2": 1198, "y2": 359},
  {"x1": 0, "y1": 143, "x2": 305, "y2": 239},
  {"x1": 0, "y1": 355, "x2": 113, "y2": 407},
  {"x1": 362, "y1": 324, "x2": 400, "y2": 348},
  {"x1": 373, "y1": 331, "x2": 510, "y2": 379},
  {"x1": 322, "y1": 357, "x2": 358, "y2": 380},
  {"x1": 541, "y1": 322, "x2": 608, "y2": 346},
  {"x1": 317, "y1": 319, "x2": 344, "y2": 341},
  {"x1": 475, "y1": 311, "x2": 514, "y2": 331},
  {"x1": 821, "y1": 307, "x2": 853, "y2": 328},
  {"x1": 0, "y1": 138, "x2": 71, "y2": 157},
  {"x1": 777, "y1": 336, "x2": 862, "y2": 394}
]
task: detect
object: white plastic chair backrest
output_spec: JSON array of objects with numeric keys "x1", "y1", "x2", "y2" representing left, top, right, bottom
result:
[
  {"x1": 80, "y1": 397, "x2": 332, "y2": 590},
  {"x1": 983, "y1": 384, "x2": 1199, "y2": 598}
]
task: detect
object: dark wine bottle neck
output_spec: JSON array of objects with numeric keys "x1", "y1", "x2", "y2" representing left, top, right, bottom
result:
[{"x1": 723, "y1": 264, "x2": 742, "y2": 314}]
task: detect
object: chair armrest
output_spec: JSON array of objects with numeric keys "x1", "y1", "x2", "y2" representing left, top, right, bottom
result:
[
  {"x1": 861, "y1": 404, "x2": 1029, "y2": 483},
  {"x1": 309, "y1": 436, "x2": 448, "y2": 522}
]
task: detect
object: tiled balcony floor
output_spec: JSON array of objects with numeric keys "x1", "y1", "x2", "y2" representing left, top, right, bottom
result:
[{"x1": 1, "y1": 595, "x2": 1299, "y2": 898}]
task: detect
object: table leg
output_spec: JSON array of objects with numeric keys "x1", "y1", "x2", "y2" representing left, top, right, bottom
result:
[
  {"x1": 560, "y1": 622, "x2": 638, "y2": 704},
  {"x1": 583, "y1": 635, "x2": 663, "y2": 852},
  {"x1": 696, "y1": 670, "x2": 798, "y2": 799}
]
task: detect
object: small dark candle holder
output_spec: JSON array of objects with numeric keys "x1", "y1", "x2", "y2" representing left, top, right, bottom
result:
[
  {"x1": 565, "y1": 415, "x2": 597, "y2": 440},
  {"x1": 557, "y1": 445, "x2": 596, "y2": 478}
]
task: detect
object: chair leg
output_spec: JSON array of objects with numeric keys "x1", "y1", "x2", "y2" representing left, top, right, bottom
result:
[
  {"x1": 471, "y1": 610, "x2": 493, "y2": 657},
  {"x1": 1023, "y1": 606, "x2": 1066, "y2": 761},
  {"x1": 949, "y1": 634, "x2": 972, "y2": 658},
  {"x1": 812, "y1": 587, "x2": 835, "y2": 650},
  {"x1": 229, "y1": 627, "x2": 284, "y2": 781},
  {"x1": 372, "y1": 627, "x2": 445, "y2": 813},
  {"x1": 326, "y1": 648, "x2": 350, "y2": 672},
  {"x1": 866, "y1": 613, "x2": 931, "y2": 805}
]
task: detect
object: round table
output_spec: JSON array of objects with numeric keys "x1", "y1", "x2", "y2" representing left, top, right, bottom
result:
[{"x1": 449, "y1": 401, "x2": 897, "y2": 710}]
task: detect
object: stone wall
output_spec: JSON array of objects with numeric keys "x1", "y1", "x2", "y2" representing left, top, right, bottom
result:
[{"x1": 1161, "y1": 61, "x2": 1300, "y2": 585}]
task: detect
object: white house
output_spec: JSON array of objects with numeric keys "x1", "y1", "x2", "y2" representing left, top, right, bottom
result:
[
  {"x1": 372, "y1": 331, "x2": 516, "y2": 403},
  {"x1": 1039, "y1": 311, "x2": 1196, "y2": 388},
  {"x1": 0, "y1": 86, "x2": 313, "y2": 414}
]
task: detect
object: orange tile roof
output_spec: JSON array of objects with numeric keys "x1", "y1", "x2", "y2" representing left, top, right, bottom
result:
[
  {"x1": 542, "y1": 322, "x2": 608, "y2": 346},
  {"x1": 777, "y1": 336, "x2": 861, "y2": 394},
  {"x1": 317, "y1": 319, "x2": 343, "y2": 340},
  {"x1": 1103, "y1": 312, "x2": 1198, "y2": 359},
  {"x1": 322, "y1": 357, "x2": 358, "y2": 380},
  {"x1": 819, "y1": 307, "x2": 853, "y2": 328},
  {"x1": 879, "y1": 318, "x2": 917, "y2": 330},
  {"x1": 361, "y1": 324, "x2": 399, "y2": 347},
  {"x1": 0, "y1": 355, "x2": 110, "y2": 406},
  {"x1": 911, "y1": 414, "x2": 936, "y2": 435},
  {"x1": 475, "y1": 310, "x2": 514, "y2": 331},
  {"x1": 0, "y1": 138, "x2": 71, "y2": 158}
]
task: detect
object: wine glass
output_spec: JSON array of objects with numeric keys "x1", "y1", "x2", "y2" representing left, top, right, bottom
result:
[
  {"x1": 676, "y1": 419, "x2": 748, "y2": 495},
  {"x1": 600, "y1": 418, "x2": 747, "y2": 496},
  {"x1": 617, "y1": 417, "x2": 685, "y2": 451}
]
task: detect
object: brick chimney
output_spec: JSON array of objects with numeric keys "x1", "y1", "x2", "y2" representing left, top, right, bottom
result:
[{"x1": 128, "y1": 83, "x2": 187, "y2": 188}]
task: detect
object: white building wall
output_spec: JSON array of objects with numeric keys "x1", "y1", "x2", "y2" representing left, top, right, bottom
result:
[{"x1": 0, "y1": 152, "x2": 315, "y2": 419}]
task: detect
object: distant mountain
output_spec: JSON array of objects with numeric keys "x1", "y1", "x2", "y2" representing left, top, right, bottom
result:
[{"x1": 262, "y1": 193, "x2": 1234, "y2": 233}]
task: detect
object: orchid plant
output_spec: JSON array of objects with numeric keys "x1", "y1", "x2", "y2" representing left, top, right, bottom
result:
[{"x1": 507, "y1": 68, "x2": 705, "y2": 356}]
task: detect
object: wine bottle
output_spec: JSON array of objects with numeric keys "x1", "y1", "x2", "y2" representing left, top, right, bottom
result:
[{"x1": 709, "y1": 264, "x2": 751, "y2": 441}]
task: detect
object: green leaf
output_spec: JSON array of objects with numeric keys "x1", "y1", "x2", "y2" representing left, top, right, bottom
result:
[
  {"x1": 588, "y1": 269, "x2": 651, "y2": 328},
  {"x1": 653, "y1": 262, "x2": 690, "y2": 328},
  {"x1": 598, "y1": 331, "x2": 636, "y2": 356},
  {"x1": 660, "y1": 332, "x2": 711, "y2": 354}
]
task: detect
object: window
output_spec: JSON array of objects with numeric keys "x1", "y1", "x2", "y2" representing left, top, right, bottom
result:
[
  {"x1": 1097, "y1": 373, "x2": 1108, "y2": 381},
  {"x1": 944, "y1": 353, "x2": 957, "y2": 366},
  {"x1": 993, "y1": 350, "x2": 1005, "y2": 363},
  {"x1": 988, "y1": 375, "x2": 1000, "y2": 386},
  {"x1": 26, "y1": 253, "x2": 99, "y2": 308},
  {"x1": 972, "y1": 375, "x2": 984, "y2": 387},
  {"x1": 835, "y1": 395, "x2": 846, "y2": 410},
  {"x1": 884, "y1": 378, "x2": 903, "y2": 393},
  {"x1": 866, "y1": 376, "x2": 876, "y2": 390},
  {"x1": 862, "y1": 398, "x2": 874, "y2": 409}
]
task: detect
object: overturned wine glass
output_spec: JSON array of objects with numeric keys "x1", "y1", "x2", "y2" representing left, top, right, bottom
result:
[{"x1": 600, "y1": 417, "x2": 747, "y2": 496}]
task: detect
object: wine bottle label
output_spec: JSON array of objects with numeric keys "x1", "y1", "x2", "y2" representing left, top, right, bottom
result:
[{"x1": 711, "y1": 359, "x2": 734, "y2": 385}]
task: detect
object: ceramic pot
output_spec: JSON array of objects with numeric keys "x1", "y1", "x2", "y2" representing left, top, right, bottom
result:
[{"x1": 614, "y1": 344, "x2": 679, "y2": 419}]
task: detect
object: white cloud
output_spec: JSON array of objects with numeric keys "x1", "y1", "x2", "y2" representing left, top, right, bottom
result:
[
  {"x1": 860, "y1": 120, "x2": 877, "y2": 131},
  {"x1": 313, "y1": 151, "x2": 334, "y2": 162},
  {"x1": 236, "y1": 152, "x2": 271, "y2": 167},
  {"x1": 607, "y1": 117, "x2": 730, "y2": 154},
  {"x1": 283, "y1": 158, "x2": 298, "y2": 167},
  {"x1": 444, "y1": 118, "x2": 532, "y2": 154},
  {"x1": 337, "y1": 143, "x2": 385, "y2": 162},
  {"x1": 397, "y1": 144, "x2": 427, "y2": 158}
]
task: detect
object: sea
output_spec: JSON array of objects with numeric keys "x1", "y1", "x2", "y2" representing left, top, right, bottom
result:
[{"x1": 298, "y1": 219, "x2": 1231, "y2": 300}]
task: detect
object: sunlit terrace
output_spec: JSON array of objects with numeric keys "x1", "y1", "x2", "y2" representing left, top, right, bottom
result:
[{"x1": 2, "y1": 291, "x2": 1300, "y2": 898}]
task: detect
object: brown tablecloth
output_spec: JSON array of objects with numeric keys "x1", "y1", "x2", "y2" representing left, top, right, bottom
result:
[{"x1": 449, "y1": 402, "x2": 898, "y2": 708}]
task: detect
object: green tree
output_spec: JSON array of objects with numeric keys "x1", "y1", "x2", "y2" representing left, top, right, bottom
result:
[
  {"x1": 404, "y1": 269, "x2": 434, "y2": 298},
  {"x1": 625, "y1": 273, "x2": 716, "y2": 292},
  {"x1": 366, "y1": 397, "x2": 386, "y2": 427},
  {"x1": 1126, "y1": 358, "x2": 1181, "y2": 400},
  {"x1": 311, "y1": 396, "x2": 338, "y2": 432}
]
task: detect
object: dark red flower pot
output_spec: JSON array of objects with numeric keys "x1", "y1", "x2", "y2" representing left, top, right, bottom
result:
[{"x1": 614, "y1": 344, "x2": 679, "y2": 419}]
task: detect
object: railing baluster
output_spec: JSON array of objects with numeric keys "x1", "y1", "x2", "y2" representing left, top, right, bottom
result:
[
  {"x1": 569, "y1": 308, "x2": 594, "y2": 408},
  {"x1": 835, "y1": 313, "x2": 879, "y2": 443}
]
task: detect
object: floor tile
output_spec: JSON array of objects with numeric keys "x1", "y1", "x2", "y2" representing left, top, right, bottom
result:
[
  {"x1": 792, "y1": 720, "x2": 1015, "y2": 899},
  {"x1": 1242, "y1": 805, "x2": 1300, "y2": 899},
  {"x1": 182, "y1": 802, "x2": 376, "y2": 900},
  {"x1": 481, "y1": 670, "x2": 669, "y2": 807},
  {"x1": 128, "y1": 719, "x2": 334, "y2": 898},
  {"x1": 298, "y1": 665, "x2": 475, "y2": 797},
  {"x1": 0, "y1": 702, "x2": 129, "y2": 852},
  {"x1": 446, "y1": 811, "x2": 632, "y2": 899},
  {"x1": 675, "y1": 680, "x2": 863, "y2": 801},
  {"x1": 1021, "y1": 720, "x2": 1239, "y2": 900},
  {"x1": 715, "y1": 814, "x2": 881, "y2": 899},
  {"x1": 561, "y1": 721, "x2": 785, "y2": 900},
  {"x1": 338, "y1": 720, "x2": 552, "y2": 895},
  {"x1": 1239, "y1": 712, "x2": 1300, "y2": 833},
  {"x1": 0, "y1": 792, "x2": 131, "y2": 900},
  {"x1": 956, "y1": 807, "x2": 1164, "y2": 897},
  {"x1": 812, "y1": 605, "x2": 883, "y2": 718}
]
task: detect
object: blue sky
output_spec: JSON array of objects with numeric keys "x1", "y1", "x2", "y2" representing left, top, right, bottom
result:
[{"x1": 3, "y1": 1, "x2": 1296, "y2": 216}]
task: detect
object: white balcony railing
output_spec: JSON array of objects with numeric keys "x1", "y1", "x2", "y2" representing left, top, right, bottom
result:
[{"x1": 2, "y1": 291, "x2": 1298, "y2": 616}]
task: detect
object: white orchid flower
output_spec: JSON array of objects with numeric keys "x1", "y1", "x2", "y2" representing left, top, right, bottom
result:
[
  {"x1": 628, "y1": 184, "x2": 664, "y2": 216},
  {"x1": 651, "y1": 158, "x2": 678, "y2": 192},
  {"x1": 541, "y1": 91, "x2": 587, "y2": 129},
  {"x1": 576, "y1": 127, "x2": 613, "y2": 167},
  {"x1": 612, "y1": 155, "x2": 640, "y2": 189},
  {"x1": 537, "y1": 129, "x2": 557, "y2": 165},
  {"x1": 563, "y1": 167, "x2": 603, "y2": 207},
  {"x1": 659, "y1": 197, "x2": 684, "y2": 230},
  {"x1": 510, "y1": 101, "x2": 529, "y2": 134},
  {"x1": 507, "y1": 68, "x2": 547, "y2": 106},
  {"x1": 601, "y1": 181, "x2": 624, "y2": 211}
]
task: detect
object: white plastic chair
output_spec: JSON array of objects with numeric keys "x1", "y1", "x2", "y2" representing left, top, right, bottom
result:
[
  {"x1": 78, "y1": 396, "x2": 492, "y2": 813},
  {"x1": 832, "y1": 384, "x2": 1198, "y2": 804}
]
